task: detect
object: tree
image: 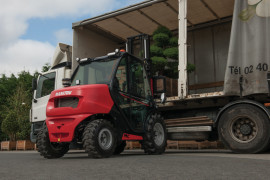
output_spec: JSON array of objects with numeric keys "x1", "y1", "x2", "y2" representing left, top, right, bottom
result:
[
  {"x1": 42, "y1": 63, "x2": 51, "y2": 72},
  {"x1": 0, "y1": 71, "x2": 33, "y2": 141},
  {"x1": 1, "y1": 82, "x2": 32, "y2": 140},
  {"x1": 1, "y1": 111, "x2": 19, "y2": 141},
  {"x1": 150, "y1": 26, "x2": 195, "y2": 78},
  {"x1": 0, "y1": 63, "x2": 53, "y2": 141},
  {"x1": 0, "y1": 74, "x2": 18, "y2": 141}
]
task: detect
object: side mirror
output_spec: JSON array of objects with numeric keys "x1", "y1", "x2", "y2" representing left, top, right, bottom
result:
[
  {"x1": 32, "y1": 78, "x2": 37, "y2": 90},
  {"x1": 62, "y1": 78, "x2": 71, "y2": 87},
  {"x1": 160, "y1": 93, "x2": 166, "y2": 104},
  {"x1": 153, "y1": 76, "x2": 166, "y2": 95}
]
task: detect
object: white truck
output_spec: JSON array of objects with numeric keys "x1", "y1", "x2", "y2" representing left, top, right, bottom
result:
[
  {"x1": 30, "y1": 43, "x2": 72, "y2": 142},
  {"x1": 32, "y1": 0, "x2": 270, "y2": 153}
]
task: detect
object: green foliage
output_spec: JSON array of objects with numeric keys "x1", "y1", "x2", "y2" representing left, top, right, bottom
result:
[
  {"x1": 153, "y1": 26, "x2": 172, "y2": 37},
  {"x1": 0, "y1": 67, "x2": 41, "y2": 140},
  {"x1": 169, "y1": 37, "x2": 178, "y2": 47},
  {"x1": 151, "y1": 26, "x2": 177, "y2": 77},
  {"x1": 187, "y1": 63, "x2": 196, "y2": 73},
  {"x1": 151, "y1": 56, "x2": 167, "y2": 73},
  {"x1": 163, "y1": 47, "x2": 178, "y2": 59},
  {"x1": 42, "y1": 63, "x2": 51, "y2": 72},
  {"x1": 153, "y1": 33, "x2": 169, "y2": 47},
  {"x1": 1, "y1": 81, "x2": 32, "y2": 140},
  {"x1": 150, "y1": 26, "x2": 195, "y2": 77},
  {"x1": 1, "y1": 111, "x2": 19, "y2": 141},
  {"x1": 150, "y1": 45, "x2": 163, "y2": 57}
]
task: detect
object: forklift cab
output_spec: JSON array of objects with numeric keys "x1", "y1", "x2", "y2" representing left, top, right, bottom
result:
[
  {"x1": 112, "y1": 53, "x2": 153, "y2": 132},
  {"x1": 39, "y1": 34, "x2": 167, "y2": 159},
  {"x1": 72, "y1": 52, "x2": 154, "y2": 133}
]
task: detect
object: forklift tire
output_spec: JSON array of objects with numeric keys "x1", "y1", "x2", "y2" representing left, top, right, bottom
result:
[
  {"x1": 218, "y1": 104, "x2": 270, "y2": 154},
  {"x1": 141, "y1": 113, "x2": 167, "y2": 155},
  {"x1": 36, "y1": 126, "x2": 69, "y2": 159},
  {"x1": 83, "y1": 119, "x2": 116, "y2": 158},
  {"x1": 114, "y1": 141, "x2": 126, "y2": 155}
]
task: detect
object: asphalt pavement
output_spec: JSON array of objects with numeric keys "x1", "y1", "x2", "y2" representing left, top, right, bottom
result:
[{"x1": 0, "y1": 149, "x2": 270, "y2": 180}]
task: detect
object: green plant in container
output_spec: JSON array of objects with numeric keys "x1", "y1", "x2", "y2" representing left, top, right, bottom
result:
[{"x1": 150, "y1": 26, "x2": 195, "y2": 77}]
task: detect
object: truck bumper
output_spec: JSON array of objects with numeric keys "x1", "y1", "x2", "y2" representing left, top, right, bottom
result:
[
  {"x1": 46, "y1": 114, "x2": 91, "y2": 142},
  {"x1": 30, "y1": 121, "x2": 45, "y2": 143}
]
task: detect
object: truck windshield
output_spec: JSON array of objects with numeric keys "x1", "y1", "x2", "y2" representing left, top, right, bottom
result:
[
  {"x1": 71, "y1": 58, "x2": 119, "y2": 86},
  {"x1": 36, "y1": 72, "x2": 56, "y2": 98}
]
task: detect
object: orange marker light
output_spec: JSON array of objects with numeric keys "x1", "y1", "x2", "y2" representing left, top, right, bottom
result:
[
  {"x1": 120, "y1": 49, "x2": 126, "y2": 52},
  {"x1": 264, "y1": 103, "x2": 270, "y2": 107}
]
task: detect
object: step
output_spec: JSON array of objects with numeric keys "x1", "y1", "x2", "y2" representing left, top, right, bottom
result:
[
  {"x1": 167, "y1": 126, "x2": 212, "y2": 133},
  {"x1": 165, "y1": 116, "x2": 214, "y2": 127}
]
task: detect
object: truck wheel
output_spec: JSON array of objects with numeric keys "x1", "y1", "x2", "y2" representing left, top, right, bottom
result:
[
  {"x1": 36, "y1": 126, "x2": 69, "y2": 159},
  {"x1": 218, "y1": 104, "x2": 270, "y2": 153},
  {"x1": 114, "y1": 141, "x2": 126, "y2": 155},
  {"x1": 141, "y1": 114, "x2": 167, "y2": 154},
  {"x1": 83, "y1": 119, "x2": 116, "y2": 158}
]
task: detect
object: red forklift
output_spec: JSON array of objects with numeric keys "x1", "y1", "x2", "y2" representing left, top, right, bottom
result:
[{"x1": 36, "y1": 34, "x2": 168, "y2": 158}]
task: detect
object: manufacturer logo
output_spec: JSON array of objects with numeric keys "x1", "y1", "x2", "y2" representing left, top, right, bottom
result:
[{"x1": 55, "y1": 91, "x2": 72, "y2": 96}]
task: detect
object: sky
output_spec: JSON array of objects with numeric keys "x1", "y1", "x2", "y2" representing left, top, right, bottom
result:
[{"x1": 0, "y1": 0, "x2": 143, "y2": 77}]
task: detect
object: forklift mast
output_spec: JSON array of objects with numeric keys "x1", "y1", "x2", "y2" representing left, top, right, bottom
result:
[{"x1": 126, "y1": 34, "x2": 151, "y2": 78}]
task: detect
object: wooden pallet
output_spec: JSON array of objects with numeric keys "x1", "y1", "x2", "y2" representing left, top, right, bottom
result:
[
  {"x1": 125, "y1": 140, "x2": 224, "y2": 150},
  {"x1": 16, "y1": 140, "x2": 35, "y2": 150},
  {"x1": 125, "y1": 141, "x2": 141, "y2": 149},
  {"x1": 165, "y1": 116, "x2": 213, "y2": 127},
  {"x1": 167, "y1": 140, "x2": 224, "y2": 150},
  {"x1": 1, "y1": 141, "x2": 16, "y2": 150}
]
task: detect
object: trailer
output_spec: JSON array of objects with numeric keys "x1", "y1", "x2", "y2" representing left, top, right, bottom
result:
[{"x1": 33, "y1": 0, "x2": 270, "y2": 157}]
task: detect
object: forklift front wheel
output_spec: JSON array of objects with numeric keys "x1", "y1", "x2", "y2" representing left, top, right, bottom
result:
[
  {"x1": 141, "y1": 113, "x2": 167, "y2": 154},
  {"x1": 83, "y1": 119, "x2": 117, "y2": 158},
  {"x1": 36, "y1": 126, "x2": 69, "y2": 159}
]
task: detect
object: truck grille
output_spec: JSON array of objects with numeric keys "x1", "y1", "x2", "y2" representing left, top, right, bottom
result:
[{"x1": 57, "y1": 97, "x2": 79, "y2": 108}]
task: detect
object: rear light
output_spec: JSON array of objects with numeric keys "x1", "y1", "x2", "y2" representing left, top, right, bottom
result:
[{"x1": 54, "y1": 97, "x2": 79, "y2": 108}]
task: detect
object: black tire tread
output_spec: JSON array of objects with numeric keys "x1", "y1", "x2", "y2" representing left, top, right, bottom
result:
[
  {"x1": 82, "y1": 119, "x2": 116, "y2": 158},
  {"x1": 141, "y1": 113, "x2": 167, "y2": 155},
  {"x1": 114, "y1": 141, "x2": 126, "y2": 155},
  {"x1": 218, "y1": 104, "x2": 270, "y2": 154},
  {"x1": 36, "y1": 126, "x2": 69, "y2": 159}
]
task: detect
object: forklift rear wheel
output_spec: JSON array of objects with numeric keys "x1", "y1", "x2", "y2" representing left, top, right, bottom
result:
[
  {"x1": 83, "y1": 119, "x2": 117, "y2": 158},
  {"x1": 218, "y1": 104, "x2": 270, "y2": 153},
  {"x1": 141, "y1": 113, "x2": 167, "y2": 154},
  {"x1": 114, "y1": 141, "x2": 126, "y2": 155},
  {"x1": 36, "y1": 126, "x2": 69, "y2": 159}
]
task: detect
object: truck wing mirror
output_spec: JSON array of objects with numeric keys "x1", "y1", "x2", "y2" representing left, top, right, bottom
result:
[
  {"x1": 160, "y1": 93, "x2": 166, "y2": 104},
  {"x1": 62, "y1": 78, "x2": 71, "y2": 87},
  {"x1": 32, "y1": 78, "x2": 37, "y2": 90},
  {"x1": 153, "y1": 76, "x2": 166, "y2": 95}
]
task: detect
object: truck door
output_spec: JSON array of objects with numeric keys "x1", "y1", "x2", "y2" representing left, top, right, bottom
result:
[
  {"x1": 113, "y1": 55, "x2": 152, "y2": 132},
  {"x1": 32, "y1": 72, "x2": 56, "y2": 123}
]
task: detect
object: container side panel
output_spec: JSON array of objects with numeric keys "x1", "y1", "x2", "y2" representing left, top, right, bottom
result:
[
  {"x1": 224, "y1": 0, "x2": 270, "y2": 96},
  {"x1": 187, "y1": 31, "x2": 195, "y2": 86},
  {"x1": 72, "y1": 28, "x2": 119, "y2": 72},
  {"x1": 193, "y1": 28, "x2": 215, "y2": 84},
  {"x1": 213, "y1": 22, "x2": 231, "y2": 82}
]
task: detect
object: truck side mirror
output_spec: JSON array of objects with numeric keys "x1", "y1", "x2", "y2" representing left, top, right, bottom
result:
[
  {"x1": 62, "y1": 78, "x2": 71, "y2": 87},
  {"x1": 160, "y1": 93, "x2": 166, "y2": 104},
  {"x1": 153, "y1": 76, "x2": 166, "y2": 95},
  {"x1": 32, "y1": 78, "x2": 37, "y2": 90}
]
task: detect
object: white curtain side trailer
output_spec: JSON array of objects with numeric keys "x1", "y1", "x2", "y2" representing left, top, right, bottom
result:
[{"x1": 70, "y1": 0, "x2": 270, "y2": 153}]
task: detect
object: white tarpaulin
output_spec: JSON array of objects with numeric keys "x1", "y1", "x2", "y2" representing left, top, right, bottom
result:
[{"x1": 224, "y1": 0, "x2": 270, "y2": 96}]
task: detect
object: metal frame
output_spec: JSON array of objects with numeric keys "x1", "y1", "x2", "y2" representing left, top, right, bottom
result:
[
  {"x1": 178, "y1": 0, "x2": 188, "y2": 99},
  {"x1": 72, "y1": 0, "x2": 166, "y2": 28}
]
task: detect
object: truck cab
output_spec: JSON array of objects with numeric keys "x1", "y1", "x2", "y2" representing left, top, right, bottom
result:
[{"x1": 30, "y1": 43, "x2": 72, "y2": 143}]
